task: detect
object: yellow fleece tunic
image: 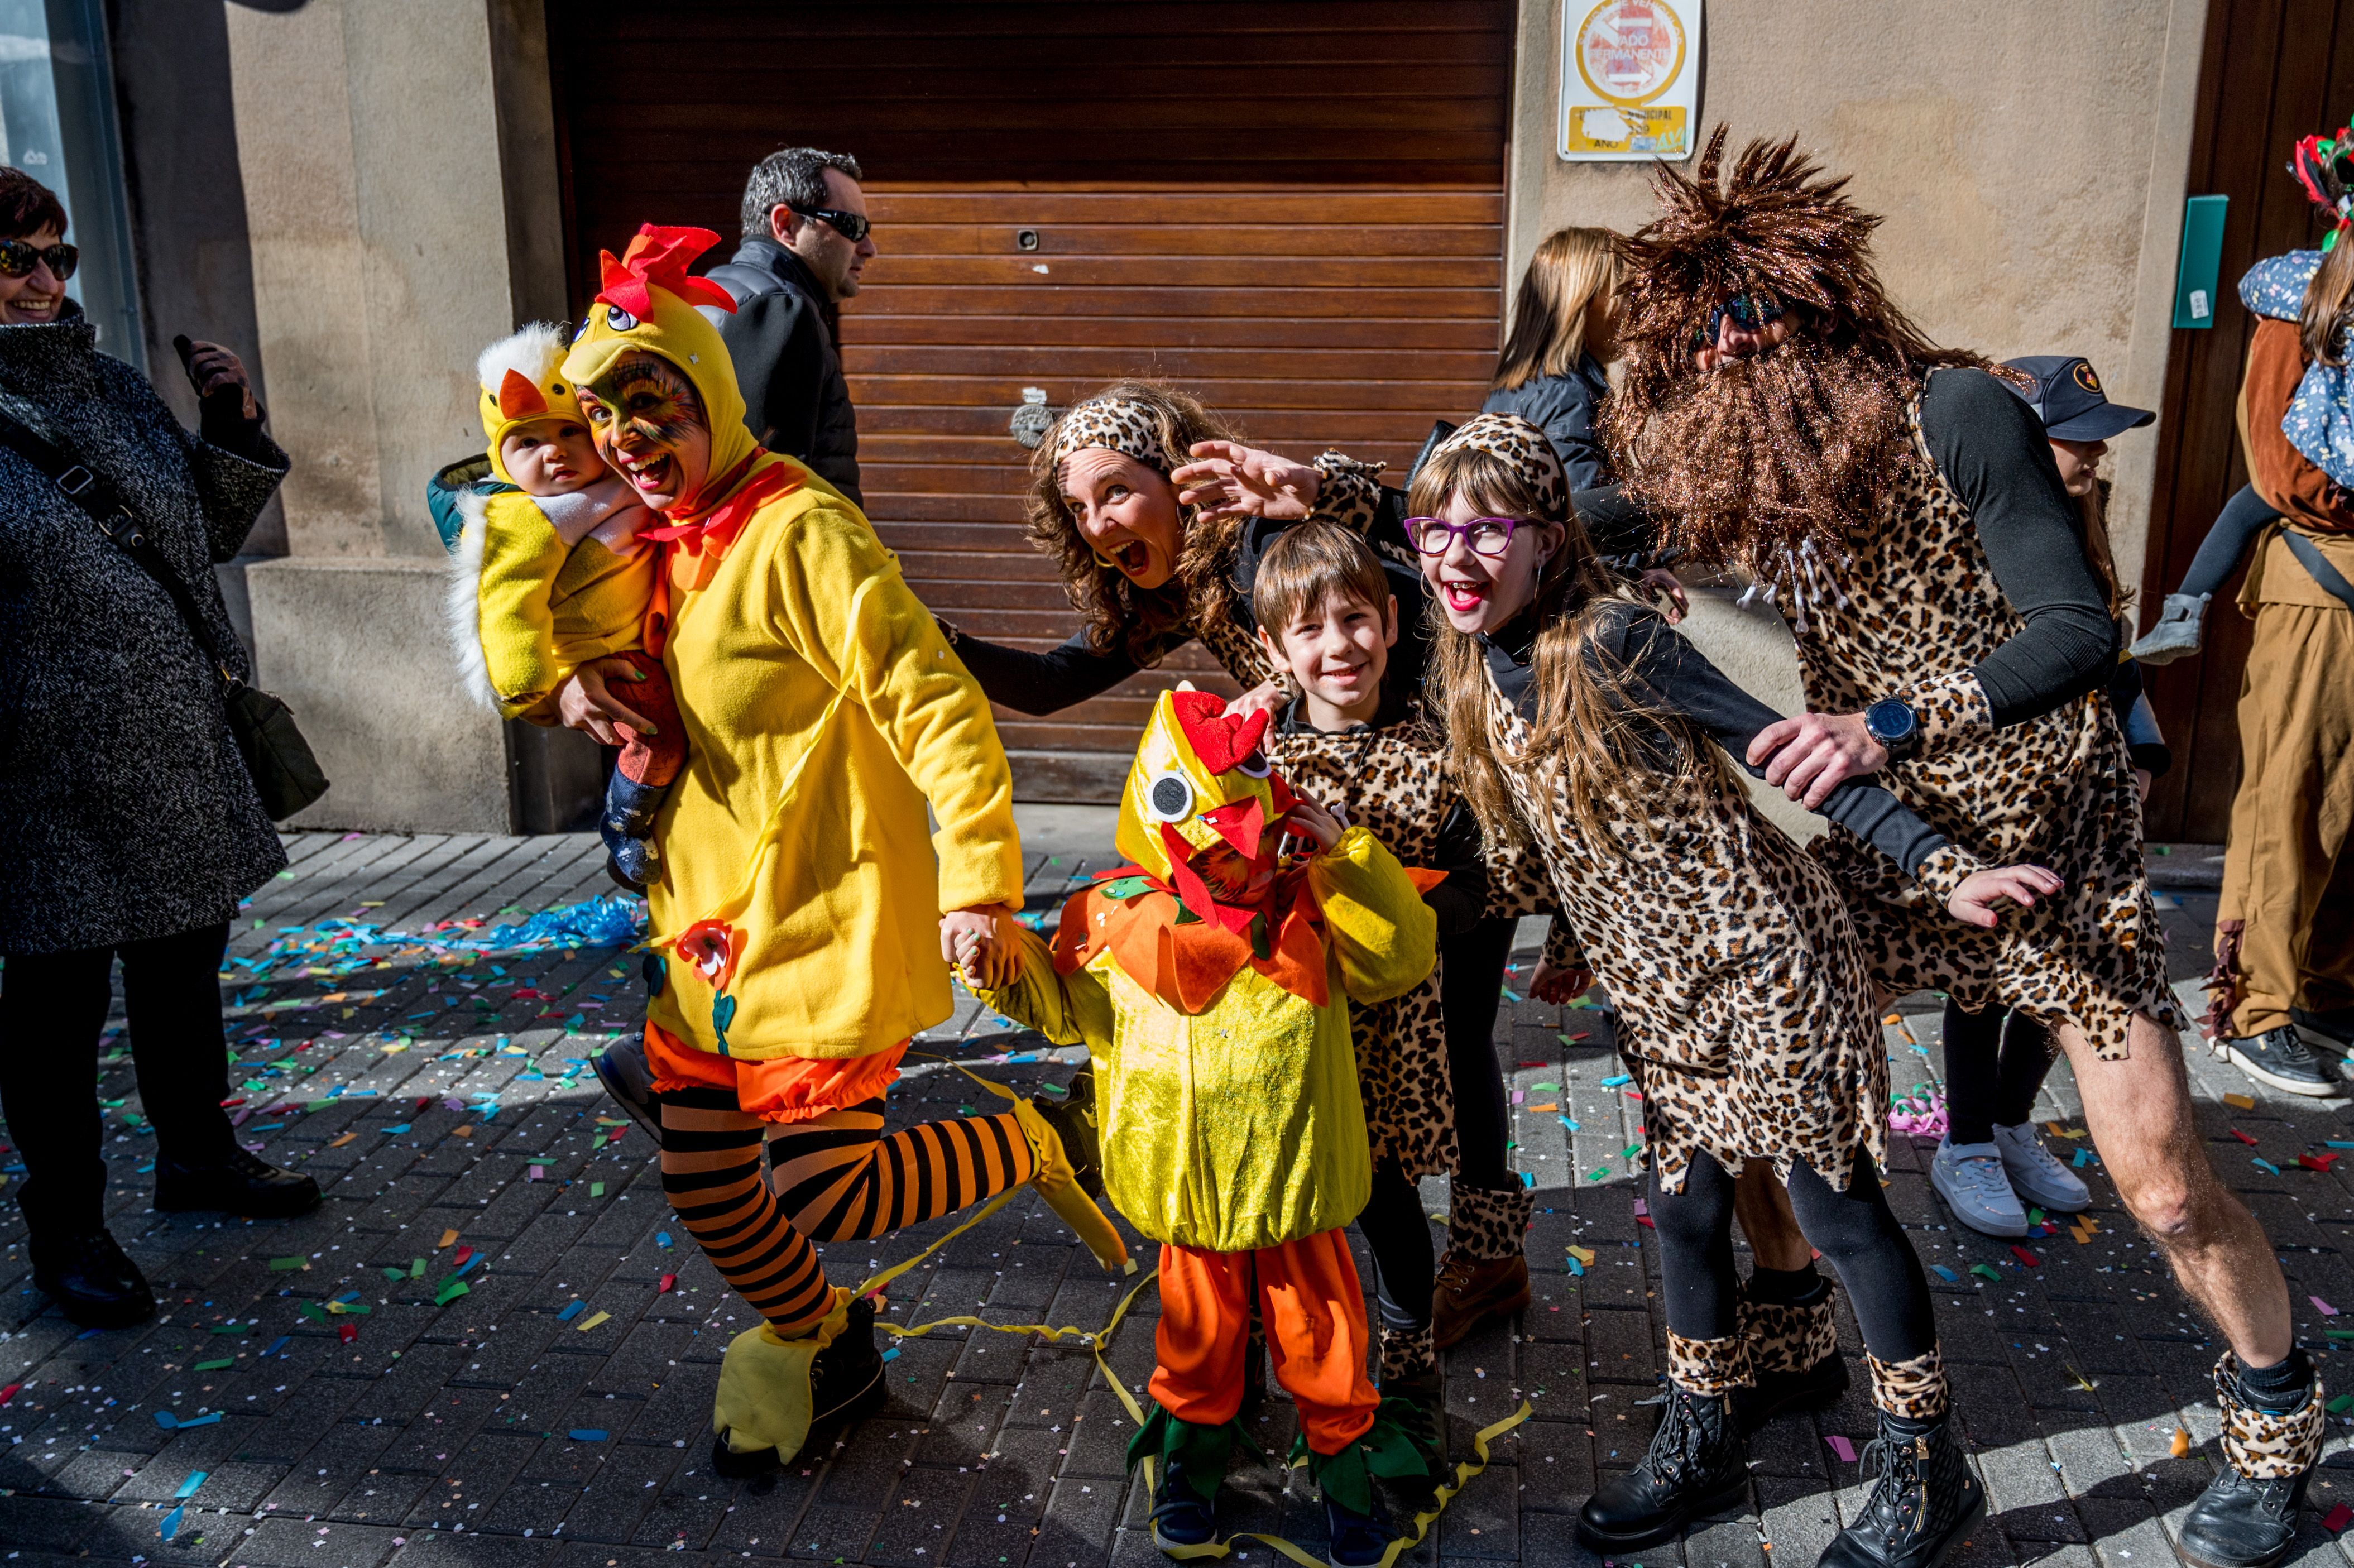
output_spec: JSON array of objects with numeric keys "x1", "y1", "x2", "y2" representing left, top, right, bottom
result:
[
  {"x1": 974, "y1": 826, "x2": 1435, "y2": 1253},
  {"x1": 646, "y1": 472, "x2": 1025, "y2": 1061}
]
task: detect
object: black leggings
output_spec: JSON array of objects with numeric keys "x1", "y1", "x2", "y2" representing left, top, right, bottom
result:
[
  {"x1": 1941, "y1": 999, "x2": 2056, "y2": 1146},
  {"x1": 1356, "y1": 1159, "x2": 1434, "y2": 1330},
  {"x1": 2178, "y1": 483, "x2": 2284, "y2": 600},
  {"x1": 1440, "y1": 917, "x2": 1516, "y2": 1192},
  {"x1": 0, "y1": 922, "x2": 239, "y2": 1236},
  {"x1": 1650, "y1": 1150, "x2": 1937, "y2": 1363}
]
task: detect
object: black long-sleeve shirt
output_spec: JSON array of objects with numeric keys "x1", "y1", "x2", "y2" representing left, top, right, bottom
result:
[{"x1": 1481, "y1": 602, "x2": 1952, "y2": 877}]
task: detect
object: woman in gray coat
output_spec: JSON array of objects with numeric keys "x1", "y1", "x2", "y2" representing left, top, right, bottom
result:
[{"x1": 0, "y1": 170, "x2": 317, "y2": 1330}]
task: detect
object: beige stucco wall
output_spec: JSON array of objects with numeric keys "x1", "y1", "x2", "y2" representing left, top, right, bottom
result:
[
  {"x1": 222, "y1": 0, "x2": 590, "y2": 831},
  {"x1": 1508, "y1": 0, "x2": 2210, "y2": 598}
]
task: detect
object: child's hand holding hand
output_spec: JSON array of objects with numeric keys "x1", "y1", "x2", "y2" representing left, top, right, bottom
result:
[
  {"x1": 1282, "y1": 796, "x2": 1345, "y2": 853},
  {"x1": 1227, "y1": 680, "x2": 1288, "y2": 725},
  {"x1": 1946, "y1": 864, "x2": 2065, "y2": 929},
  {"x1": 1530, "y1": 958, "x2": 1595, "y2": 1004},
  {"x1": 941, "y1": 906, "x2": 1016, "y2": 989}
]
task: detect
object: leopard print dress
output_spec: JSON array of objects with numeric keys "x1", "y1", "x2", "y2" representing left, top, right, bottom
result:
[
  {"x1": 1263, "y1": 707, "x2": 1464, "y2": 1179},
  {"x1": 1480, "y1": 666, "x2": 1942, "y2": 1197},
  {"x1": 1777, "y1": 386, "x2": 2187, "y2": 1060}
]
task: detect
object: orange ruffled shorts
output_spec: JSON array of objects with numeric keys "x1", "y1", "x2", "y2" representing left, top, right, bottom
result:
[{"x1": 643, "y1": 1019, "x2": 905, "y2": 1124}]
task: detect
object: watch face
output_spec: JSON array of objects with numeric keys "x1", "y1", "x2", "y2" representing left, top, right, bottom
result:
[{"x1": 1867, "y1": 699, "x2": 1916, "y2": 743}]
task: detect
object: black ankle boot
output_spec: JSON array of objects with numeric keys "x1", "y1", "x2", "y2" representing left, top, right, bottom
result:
[
  {"x1": 2177, "y1": 1468, "x2": 2313, "y2": 1568},
  {"x1": 30, "y1": 1229, "x2": 155, "y2": 1329},
  {"x1": 1818, "y1": 1411, "x2": 1986, "y2": 1568},
  {"x1": 1576, "y1": 1386, "x2": 1748, "y2": 1550},
  {"x1": 154, "y1": 1148, "x2": 320, "y2": 1218}
]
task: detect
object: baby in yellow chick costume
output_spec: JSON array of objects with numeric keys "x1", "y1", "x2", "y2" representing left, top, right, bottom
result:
[
  {"x1": 966, "y1": 688, "x2": 1439, "y2": 1564},
  {"x1": 442, "y1": 321, "x2": 678, "y2": 888}
]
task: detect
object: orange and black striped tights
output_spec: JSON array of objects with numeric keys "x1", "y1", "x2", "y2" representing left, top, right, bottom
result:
[{"x1": 658, "y1": 1087, "x2": 1035, "y2": 1336}]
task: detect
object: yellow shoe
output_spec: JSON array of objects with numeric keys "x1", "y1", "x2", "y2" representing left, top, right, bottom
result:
[
  {"x1": 1013, "y1": 1095, "x2": 1133, "y2": 1274},
  {"x1": 710, "y1": 1287, "x2": 885, "y2": 1475}
]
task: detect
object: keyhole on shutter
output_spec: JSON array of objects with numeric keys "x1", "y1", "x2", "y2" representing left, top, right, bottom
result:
[{"x1": 1015, "y1": 229, "x2": 1041, "y2": 251}]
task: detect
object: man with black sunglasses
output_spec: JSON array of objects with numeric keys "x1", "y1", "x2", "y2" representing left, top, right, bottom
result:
[{"x1": 706, "y1": 146, "x2": 877, "y2": 506}]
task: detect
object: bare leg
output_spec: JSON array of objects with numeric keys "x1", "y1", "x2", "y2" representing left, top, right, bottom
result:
[
  {"x1": 2055, "y1": 1011, "x2": 2291, "y2": 1364},
  {"x1": 1733, "y1": 1164, "x2": 1814, "y2": 1270}
]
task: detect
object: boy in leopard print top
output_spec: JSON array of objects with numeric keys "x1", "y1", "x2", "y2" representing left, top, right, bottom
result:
[{"x1": 1239, "y1": 520, "x2": 1494, "y2": 1431}]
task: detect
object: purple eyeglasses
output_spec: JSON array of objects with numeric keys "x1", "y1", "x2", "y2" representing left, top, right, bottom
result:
[{"x1": 1406, "y1": 515, "x2": 1524, "y2": 558}]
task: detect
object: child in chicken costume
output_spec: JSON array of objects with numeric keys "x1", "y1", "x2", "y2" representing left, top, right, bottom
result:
[{"x1": 966, "y1": 689, "x2": 1440, "y2": 1562}]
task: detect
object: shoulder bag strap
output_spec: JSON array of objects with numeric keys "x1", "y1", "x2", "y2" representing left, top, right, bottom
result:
[
  {"x1": 0, "y1": 404, "x2": 231, "y2": 674},
  {"x1": 2279, "y1": 526, "x2": 2354, "y2": 614}
]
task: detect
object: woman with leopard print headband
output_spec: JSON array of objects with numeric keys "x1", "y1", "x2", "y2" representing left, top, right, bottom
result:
[{"x1": 937, "y1": 381, "x2": 1559, "y2": 1351}]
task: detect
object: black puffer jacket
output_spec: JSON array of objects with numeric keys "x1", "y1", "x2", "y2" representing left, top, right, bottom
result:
[
  {"x1": 0, "y1": 303, "x2": 290, "y2": 954},
  {"x1": 706, "y1": 237, "x2": 863, "y2": 507},
  {"x1": 1479, "y1": 353, "x2": 1614, "y2": 491}
]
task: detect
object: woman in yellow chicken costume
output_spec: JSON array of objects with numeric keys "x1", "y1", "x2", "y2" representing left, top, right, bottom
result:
[
  {"x1": 967, "y1": 688, "x2": 1439, "y2": 1564},
  {"x1": 548, "y1": 224, "x2": 1124, "y2": 1476}
]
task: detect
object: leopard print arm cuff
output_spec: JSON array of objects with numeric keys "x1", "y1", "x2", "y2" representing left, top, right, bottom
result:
[
  {"x1": 1308, "y1": 452, "x2": 1386, "y2": 535},
  {"x1": 1542, "y1": 914, "x2": 1587, "y2": 971},
  {"x1": 1896, "y1": 669, "x2": 1993, "y2": 750},
  {"x1": 1911, "y1": 842, "x2": 1985, "y2": 905}
]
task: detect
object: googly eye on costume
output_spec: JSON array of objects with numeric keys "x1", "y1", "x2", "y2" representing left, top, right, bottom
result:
[
  {"x1": 1234, "y1": 751, "x2": 1272, "y2": 779},
  {"x1": 1145, "y1": 772, "x2": 1194, "y2": 822},
  {"x1": 604, "y1": 304, "x2": 638, "y2": 331}
]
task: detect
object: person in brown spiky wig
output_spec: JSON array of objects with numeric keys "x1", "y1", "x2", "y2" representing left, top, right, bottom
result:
[{"x1": 1602, "y1": 126, "x2": 2319, "y2": 1568}]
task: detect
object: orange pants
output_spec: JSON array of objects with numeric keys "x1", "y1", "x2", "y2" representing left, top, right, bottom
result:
[{"x1": 1150, "y1": 1229, "x2": 1378, "y2": 1456}]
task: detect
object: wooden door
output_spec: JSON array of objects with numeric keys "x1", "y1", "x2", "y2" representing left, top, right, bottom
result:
[
  {"x1": 550, "y1": 1, "x2": 1514, "y2": 800},
  {"x1": 2139, "y1": 0, "x2": 2354, "y2": 841}
]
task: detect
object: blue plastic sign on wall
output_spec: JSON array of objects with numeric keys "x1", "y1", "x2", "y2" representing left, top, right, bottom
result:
[{"x1": 2174, "y1": 195, "x2": 2229, "y2": 329}]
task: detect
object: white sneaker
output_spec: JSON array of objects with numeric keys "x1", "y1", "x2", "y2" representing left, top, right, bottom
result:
[
  {"x1": 1991, "y1": 1122, "x2": 2091, "y2": 1213},
  {"x1": 1930, "y1": 1139, "x2": 2028, "y2": 1238}
]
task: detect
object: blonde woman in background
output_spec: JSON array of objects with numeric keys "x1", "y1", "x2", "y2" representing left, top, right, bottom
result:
[{"x1": 1482, "y1": 224, "x2": 1623, "y2": 489}]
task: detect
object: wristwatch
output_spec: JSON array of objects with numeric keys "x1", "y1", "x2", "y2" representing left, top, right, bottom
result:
[{"x1": 1863, "y1": 697, "x2": 1921, "y2": 764}]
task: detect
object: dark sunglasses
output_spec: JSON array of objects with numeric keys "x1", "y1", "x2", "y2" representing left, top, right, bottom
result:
[
  {"x1": 0, "y1": 239, "x2": 76, "y2": 281},
  {"x1": 794, "y1": 206, "x2": 870, "y2": 244},
  {"x1": 1406, "y1": 514, "x2": 1526, "y2": 558},
  {"x1": 1689, "y1": 289, "x2": 1785, "y2": 349}
]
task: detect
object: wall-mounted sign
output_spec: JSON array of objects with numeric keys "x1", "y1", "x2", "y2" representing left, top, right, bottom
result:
[{"x1": 1557, "y1": 0, "x2": 1702, "y2": 162}]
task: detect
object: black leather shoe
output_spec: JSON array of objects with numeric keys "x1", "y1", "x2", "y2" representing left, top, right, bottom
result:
[
  {"x1": 594, "y1": 1033, "x2": 663, "y2": 1144},
  {"x1": 1818, "y1": 1412, "x2": 1986, "y2": 1568},
  {"x1": 1577, "y1": 1387, "x2": 1748, "y2": 1550},
  {"x1": 2221, "y1": 1027, "x2": 2343, "y2": 1098},
  {"x1": 154, "y1": 1148, "x2": 321, "y2": 1217},
  {"x1": 2176, "y1": 1467, "x2": 2312, "y2": 1568},
  {"x1": 1032, "y1": 1071, "x2": 1104, "y2": 1199},
  {"x1": 30, "y1": 1229, "x2": 155, "y2": 1330},
  {"x1": 711, "y1": 1297, "x2": 888, "y2": 1478},
  {"x1": 1741, "y1": 1348, "x2": 1850, "y2": 1431}
]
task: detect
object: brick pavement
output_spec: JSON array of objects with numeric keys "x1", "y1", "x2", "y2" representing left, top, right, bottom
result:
[{"x1": 5, "y1": 834, "x2": 2353, "y2": 1568}]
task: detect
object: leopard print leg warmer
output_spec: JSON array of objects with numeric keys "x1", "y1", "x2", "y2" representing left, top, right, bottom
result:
[
  {"x1": 1866, "y1": 1348, "x2": 1950, "y2": 1422},
  {"x1": 1447, "y1": 1182, "x2": 1536, "y2": 1264},
  {"x1": 1380, "y1": 1321, "x2": 1437, "y2": 1384},
  {"x1": 1667, "y1": 1331, "x2": 1754, "y2": 1398},
  {"x1": 1739, "y1": 1282, "x2": 1840, "y2": 1377},
  {"x1": 2215, "y1": 1353, "x2": 2326, "y2": 1479}
]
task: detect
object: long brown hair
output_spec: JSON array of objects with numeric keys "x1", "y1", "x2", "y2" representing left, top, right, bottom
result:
[
  {"x1": 2302, "y1": 238, "x2": 2354, "y2": 367},
  {"x1": 2077, "y1": 478, "x2": 2132, "y2": 622},
  {"x1": 1023, "y1": 380, "x2": 1243, "y2": 663},
  {"x1": 1492, "y1": 227, "x2": 1621, "y2": 392},
  {"x1": 1413, "y1": 446, "x2": 1727, "y2": 856}
]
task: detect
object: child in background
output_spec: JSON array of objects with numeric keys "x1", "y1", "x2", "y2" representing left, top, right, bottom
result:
[
  {"x1": 440, "y1": 323, "x2": 682, "y2": 888},
  {"x1": 1240, "y1": 520, "x2": 1489, "y2": 1435},
  {"x1": 962, "y1": 689, "x2": 1439, "y2": 1566},
  {"x1": 1929, "y1": 354, "x2": 2178, "y2": 1236},
  {"x1": 2134, "y1": 128, "x2": 2354, "y2": 664}
]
